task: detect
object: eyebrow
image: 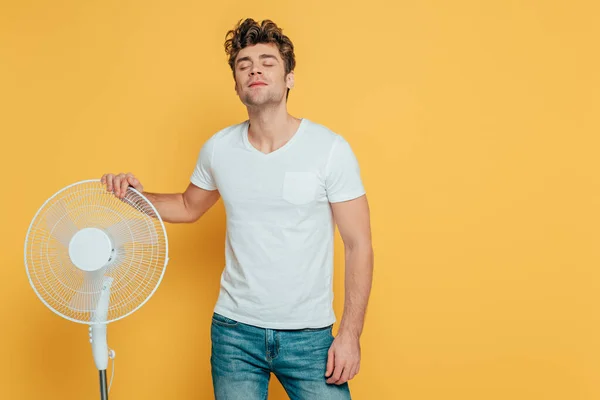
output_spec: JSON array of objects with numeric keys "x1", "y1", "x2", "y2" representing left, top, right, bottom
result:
[{"x1": 236, "y1": 54, "x2": 279, "y2": 65}]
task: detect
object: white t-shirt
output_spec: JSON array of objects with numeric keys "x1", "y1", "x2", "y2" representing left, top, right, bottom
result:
[{"x1": 190, "y1": 118, "x2": 365, "y2": 329}]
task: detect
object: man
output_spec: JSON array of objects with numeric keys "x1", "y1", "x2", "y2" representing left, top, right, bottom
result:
[{"x1": 102, "y1": 18, "x2": 374, "y2": 400}]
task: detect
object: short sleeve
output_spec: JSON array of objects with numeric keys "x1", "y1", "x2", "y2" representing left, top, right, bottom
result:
[
  {"x1": 190, "y1": 136, "x2": 217, "y2": 190},
  {"x1": 325, "y1": 135, "x2": 366, "y2": 203}
]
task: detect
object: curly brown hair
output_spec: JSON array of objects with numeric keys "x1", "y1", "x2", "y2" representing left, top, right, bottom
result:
[{"x1": 224, "y1": 18, "x2": 296, "y2": 98}]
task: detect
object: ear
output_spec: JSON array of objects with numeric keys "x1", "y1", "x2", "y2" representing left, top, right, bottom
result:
[{"x1": 286, "y1": 71, "x2": 295, "y2": 89}]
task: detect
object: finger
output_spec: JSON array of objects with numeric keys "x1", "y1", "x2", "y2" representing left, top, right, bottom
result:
[
  {"x1": 336, "y1": 366, "x2": 351, "y2": 385},
  {"x1": 113, "y1": 175, "x2": 122, "y2": 196},
  {"x1": 348, "y1": 367, "x2": 356, "y2": 381},
  {"x1": 120, "y1": 175, "x2": 129, "y2": 198},
  {"x1": 327, "y1": 364, "x2": 344, "y2": 384},
  {"x1": 325, "y1": 349, "x2": 334, "y2": 378},
  {"x1": 106, "y1": 174, "x2": 114, "y2": 192},
  {"x1": 127, "y1": 175, "x2": 140, "y2": 191},
  {"x1": 326, "y1": 361, "x2": 345, "y2": 384},
  {"x1": 348, "y1": 363, "x2": 359, "y2": 381},
  {"x1": 116, "y1": 174, "x2": 126, "y2": 198},
  {"x1": 100, "y1": 174, "x2": 106, "y2": 185}
]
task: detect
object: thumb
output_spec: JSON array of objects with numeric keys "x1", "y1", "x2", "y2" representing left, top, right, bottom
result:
[
  {"x1": 325, "y1": 348, "x2": 334, "y2": 377},
  {"x1": 128, "y1": 176, "x2": 142, "y2": 191}
]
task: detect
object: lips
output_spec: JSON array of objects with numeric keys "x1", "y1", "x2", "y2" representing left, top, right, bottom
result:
[{"x1": 249, "y1": 82, "x2": 267, "y2": 87}]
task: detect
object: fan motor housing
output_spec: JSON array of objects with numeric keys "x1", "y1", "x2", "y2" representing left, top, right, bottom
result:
[{"x1": 68, "y1": 227, "x2": 113, "y2": 272}]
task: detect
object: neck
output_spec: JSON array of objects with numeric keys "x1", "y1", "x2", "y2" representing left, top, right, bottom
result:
[{"x1": 246, "y1": 103, "x2": 301, "y2": 153}]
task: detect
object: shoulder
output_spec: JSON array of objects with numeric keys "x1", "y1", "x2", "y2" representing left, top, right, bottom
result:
[
  {"x1": 207, "y1": 120, "x2": 248, "y2": 144},
  {"x1": 195, "y1": 121, "x2": 247, "y2": 163},
  {"x1": 301, "y1": 119, "x2": 359, "y2": 162},
  {"x1": 302, "y1": 119, "x2": 338, "y2": 140},
  {"x1": 300, "y1": 118, "x2": 348, "y2": 150},
  {"x1": 199, "y1": 120, "x2": 247, "y2": 154}
]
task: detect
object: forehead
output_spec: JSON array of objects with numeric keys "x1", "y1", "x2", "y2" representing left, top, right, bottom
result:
[{"x1": 236, "y1": 43, "x2": 281, "y2": 61}]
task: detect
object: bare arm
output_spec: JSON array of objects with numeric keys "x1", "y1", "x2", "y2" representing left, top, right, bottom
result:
[
  {"x1": 143, "y1": 183, "x2": 220, "y2": 223},
  {"x1": 325, "y1": 194, "x2": 374, "y2": 385},
  {"x1": 332, "y1": 194, "x2": 374, "y2": 338},
  {"x1": 102, "y1": 173, "x2": 220, "y2": 223}
]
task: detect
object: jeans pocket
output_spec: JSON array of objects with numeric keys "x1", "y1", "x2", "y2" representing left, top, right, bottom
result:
[{"x1": 212, "y1": 312, "x2": 239, "y2": 327}]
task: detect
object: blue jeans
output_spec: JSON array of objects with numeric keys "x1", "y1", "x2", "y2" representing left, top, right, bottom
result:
[{"x1": 210, "y1": 313, "x2": 352, "y2": 400}]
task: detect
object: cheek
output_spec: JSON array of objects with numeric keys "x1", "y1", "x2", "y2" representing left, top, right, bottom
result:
[
  {"x1": 234, "y1": 73, "x2": 244, "y2": 86},
  {"x1": 234, "y1": 80, "x2": 244, "y2": 92}
]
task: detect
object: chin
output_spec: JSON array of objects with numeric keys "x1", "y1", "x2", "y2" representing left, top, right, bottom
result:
[{"x1": 243, "y1": 94, "x2": 280, "y2": 107}]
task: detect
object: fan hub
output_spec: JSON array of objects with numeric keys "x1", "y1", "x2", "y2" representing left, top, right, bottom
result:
[{"x1": 69, "y1": 228, "x2": 113, "y2": 272}]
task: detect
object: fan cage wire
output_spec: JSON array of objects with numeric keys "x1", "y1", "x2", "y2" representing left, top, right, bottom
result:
[{"x1": 24, "y1": 179, "x2": 169, "y2": 325}]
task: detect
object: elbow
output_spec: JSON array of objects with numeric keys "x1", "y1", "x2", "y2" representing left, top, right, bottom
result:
[
  {"x1": 181, "y1": 194, "x2": 199, "y2": 223},
  {"x1": 345, "y1": 234, "x2": 372, "y2": 251},
  {"x1": 186, "y1": 208, "x2": 209, "y2": 224},
  {"x1": 345, "y1": 239, "x2": 374, "y2": 259},
  {"x1": 187, "y1": 213, "x2": 202, "y2": 223}
]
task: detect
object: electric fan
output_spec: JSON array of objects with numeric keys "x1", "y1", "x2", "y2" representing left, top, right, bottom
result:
[{"x1": 24, "y1": 179, "x2": 169, "y2": 399}]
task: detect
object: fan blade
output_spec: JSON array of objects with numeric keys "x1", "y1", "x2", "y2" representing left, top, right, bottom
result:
[
  {"x1": 104, "y1": 219, "x2": 158, "y2": 248},
  {"x1": 68, "y1": 269, "x2": 107, "y2": 313},
  {"x1": 45, "y1": 199, "x2": 78, "y2": 248}
]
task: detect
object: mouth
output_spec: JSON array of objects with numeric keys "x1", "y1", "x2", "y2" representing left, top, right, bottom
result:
[{"x1": 249, "y1": 82, "x2": 267, "y2": 88}]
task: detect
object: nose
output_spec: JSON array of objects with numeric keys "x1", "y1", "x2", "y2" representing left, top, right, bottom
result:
[{"x1": 250, "y1": 64, "x2": 262, "y2": 75}]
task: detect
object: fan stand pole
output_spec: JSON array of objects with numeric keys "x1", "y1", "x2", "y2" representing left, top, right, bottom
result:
[
  {"x1": 91, "y1": 281, "x2": 112, "y2": 400},
  {"x1": 99, "y1": 370, "x2": 109, "y2": 400}
]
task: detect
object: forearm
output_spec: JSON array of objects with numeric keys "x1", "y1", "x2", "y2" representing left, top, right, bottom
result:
[
  {"x1": 338, "y1": 243, "x2": 374, "y2": 338},
  {"x1": 141, "y1": 192, "x2": 195, "y2": 223}
]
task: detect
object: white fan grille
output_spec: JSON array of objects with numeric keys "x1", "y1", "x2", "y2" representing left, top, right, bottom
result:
[{"x1": 25, "y1": 180, "x2": 168, "y2": 324}]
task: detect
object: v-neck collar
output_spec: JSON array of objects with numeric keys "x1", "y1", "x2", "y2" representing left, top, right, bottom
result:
[{"x1": 242, "y1": 118, "x2": 307, "y2": 157}]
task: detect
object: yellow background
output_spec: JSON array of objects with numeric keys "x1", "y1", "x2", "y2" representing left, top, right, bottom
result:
[{"x1": 1, "y1": 1, "x2": 599, "y2": 399}]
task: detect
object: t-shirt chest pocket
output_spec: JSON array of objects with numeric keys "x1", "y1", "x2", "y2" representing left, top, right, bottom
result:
[{"x1": 281, "y1": 171, "x2": 319, "y2": 205}]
